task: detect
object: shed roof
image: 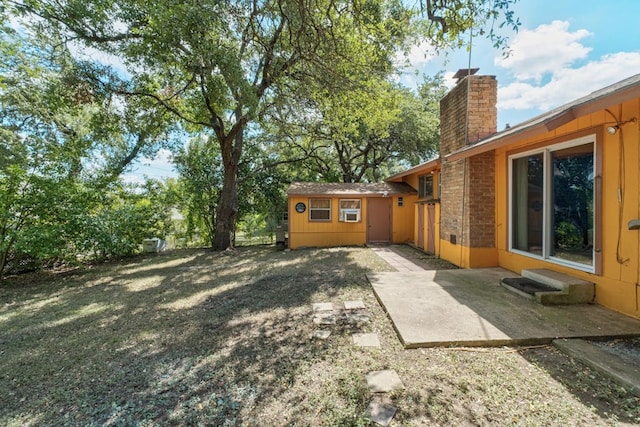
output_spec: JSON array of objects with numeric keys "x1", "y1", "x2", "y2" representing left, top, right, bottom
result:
[
  {"x1": 287, "y1": 181, "x2": 417, "y2": 196},
  {"x1": 446, "y1": 73, "x2": 640, "y2": 161}
]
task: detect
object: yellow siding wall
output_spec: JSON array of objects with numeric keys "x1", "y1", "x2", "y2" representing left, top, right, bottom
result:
[
  {"x1": 392, "y1": 195, "x2": 417, "y2": 243},
  {"x1": 288, "y1": 194, "x2": 417, "y2": 249},
  {"x1": 413, "y1": 203, "x2": 419, "y2": 246},
  {"x1": 439, "y1": 241, "x2": 498, "y2": 268},
  {"x1": 404, "y1": 175, "x2": 419, "y2": 191},
  {"x1": 494, "y1": 99, "x2": 640, "y2": 319},
  {"x1": 288, "y1": 196, "x2": 367, "y2": 249},
  {"x1": 433, "y1": 203, "x2": 441, "y2": 257}
]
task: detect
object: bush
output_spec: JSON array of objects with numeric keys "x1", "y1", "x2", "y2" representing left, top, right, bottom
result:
[{"x1": 555, "y1": 221, "x2": 583, "y2": 249}]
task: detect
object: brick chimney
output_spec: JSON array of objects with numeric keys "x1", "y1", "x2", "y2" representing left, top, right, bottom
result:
[
  {"x1": 438, "y1": 71, "x2": 498, "y2": 264},
  {"x1": 440, "y1": 70, "x2": 497, "y2": 152}
]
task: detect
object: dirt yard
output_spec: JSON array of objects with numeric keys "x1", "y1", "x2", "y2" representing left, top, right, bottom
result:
[{"x1": 1, "y1": 246, "x2": 638, "y2": 426}]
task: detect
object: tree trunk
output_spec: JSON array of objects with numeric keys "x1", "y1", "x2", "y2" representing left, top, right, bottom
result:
[
  {"x1": 212, "y1": 129, "x2": 243, "y2": 251},
  {"x1": 213, "y1": 163, "x2": 239, "y2": 250}
]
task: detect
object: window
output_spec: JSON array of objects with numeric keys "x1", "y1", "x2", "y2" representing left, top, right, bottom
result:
[
  {"x1": 339, "y1": 199, "x2": 361, "y2": 222},
  {"x1": 309, "y1": 199, "x2": 331, "y2": 221},
  {"x1": 418, "y1": 175, "x2": 434, "y2": 199},
  {"x1": 509, "y1": 136, "x2": 595, "y2": 271}
]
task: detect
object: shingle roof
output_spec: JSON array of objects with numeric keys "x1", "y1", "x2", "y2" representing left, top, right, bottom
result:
[
  {"x1": 287, "y1": 181, "x2": 417, "y2": 196},
  {"x1": 447, "y1": 73, "x2": 640, "y2": 161}
]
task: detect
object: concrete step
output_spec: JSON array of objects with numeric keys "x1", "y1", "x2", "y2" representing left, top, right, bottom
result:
[
  {"x1": 522, "y1": 269, "x2": 595, "y2": 305},
  {"x1": 500, "y1": 277, "x2": 561, "y2": 301}
]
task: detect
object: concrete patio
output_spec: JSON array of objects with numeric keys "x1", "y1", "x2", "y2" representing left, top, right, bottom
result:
[{"x1": 367, "y1": 268, "x2": 640, "y2": 348}]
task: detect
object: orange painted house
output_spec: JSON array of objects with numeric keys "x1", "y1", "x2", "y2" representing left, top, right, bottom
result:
[
  {"x1": 389, "y1": 71, "x2": 640, "y2": 319},
  {"x1": 287, "y1": 182, "x2": 416, "y2": 249},
  {"x1": 385, "y1": 159, "x2": 441, "y2": 256}
]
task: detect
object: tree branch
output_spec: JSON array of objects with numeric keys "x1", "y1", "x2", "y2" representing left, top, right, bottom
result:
[{"x1": 424, "y1": 0, "x2": 448, "y2": 33}]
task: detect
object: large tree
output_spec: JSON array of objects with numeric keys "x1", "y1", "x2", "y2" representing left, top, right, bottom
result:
[
  {"x1": 267, "y1": 75, "x2": 447, "y2": 182},
  {"x1": 9, "y1": 0, "x2": 519, "y2": 250},
  {"x1": 0, "y1": 21, "x2": 175, "y2": 275}
]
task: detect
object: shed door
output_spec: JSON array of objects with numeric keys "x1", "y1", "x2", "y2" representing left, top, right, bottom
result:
[
  {"x1": 426, "y1": 204, "x2": 436, "y2": 254},
  {"x1": 367, "y1": 197, "x2": 392, "y2": 243},
  {"x1": 417, "y1": 204, "x2": 425, "y2": 249}
]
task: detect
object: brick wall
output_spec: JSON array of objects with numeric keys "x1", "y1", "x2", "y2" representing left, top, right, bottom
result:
[
  {"x1": 439, "y1": 75, "x2": 497, "y2": 248},
  {"x1": 466, "y1": 152, "x2": 495, "y2": 247}
]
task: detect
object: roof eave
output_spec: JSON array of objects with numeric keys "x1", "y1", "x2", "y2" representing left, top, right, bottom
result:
[
  {"x1": 446, "y1": 75, "x2": 640, "y2": 162},
  {"x1": 385, "y1": 158, "x2": 440, "y2": 182}
]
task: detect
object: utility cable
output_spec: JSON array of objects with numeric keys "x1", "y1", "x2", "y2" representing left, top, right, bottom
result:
[
  {"x1": 459, "y1": 24, "x2": 474, "y2": 267},
  {"x1": 605, "y1": 108, "x2": 629, "y2": 266}
]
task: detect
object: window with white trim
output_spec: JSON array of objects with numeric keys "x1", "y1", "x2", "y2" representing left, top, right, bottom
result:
[
  {"x1": 309, "y1": 199, "x2": 331, "y2": 221},
  {"x1": 509, "y1": 135, "x2": 595, "y2": 271},
  {"x1": 339, "y1": 199, "x2": 361, "y2": 222}
]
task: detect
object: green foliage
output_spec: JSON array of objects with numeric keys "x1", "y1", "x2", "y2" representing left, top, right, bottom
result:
[
  {"x1": 265, "y1": 74, "x2": 447, "y2": 183},
  {"x1": 5, "y1": 0, "x2": 521, "y2": 252},
  {"x1": 73, "y1": 183, "x2": 173, "y2": 261},
  {"x1": 173, "y1": 134, "x2": 288, "y2": 246},
  {"x1": 237, "y1": 213, "x2": 267, "y2": 242},
  {"x1": 173, "y1": 136, "x2": 221, "y2": 247},
  {"x1": 554, "y1": 222, "x2": 583, "y2": 250},
  {"x1": 0, "y1": 26, "x2": 177, "y2": 277},
  {"x1": 414, "y1": 0, "x2": 520, "y2": 53}
]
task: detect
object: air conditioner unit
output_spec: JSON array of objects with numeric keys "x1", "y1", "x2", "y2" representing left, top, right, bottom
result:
[{"x1": 340, "y1": 209, "x2": 361, "y2": 222}]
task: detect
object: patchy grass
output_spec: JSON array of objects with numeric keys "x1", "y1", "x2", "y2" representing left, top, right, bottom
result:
[{"x1": 1, "y1": 246, "x2": 639, "y2": 426}]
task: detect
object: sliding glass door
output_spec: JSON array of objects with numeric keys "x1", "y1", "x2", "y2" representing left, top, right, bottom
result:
[{"x1": 510, "y1": 137, "x2": 595, "y2": 271}]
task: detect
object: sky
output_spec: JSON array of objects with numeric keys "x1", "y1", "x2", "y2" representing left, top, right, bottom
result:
[
  {"x1": 401, "y1": 0, "x2": 640, "y2": 130},
  {"x1": 128, "y1": 0, "x2": 640, "y2": 182}
]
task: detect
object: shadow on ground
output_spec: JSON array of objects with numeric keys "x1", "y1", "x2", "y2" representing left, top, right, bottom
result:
[{"x1": 0, "y1": 246, "x2": 386, "y2": 426}]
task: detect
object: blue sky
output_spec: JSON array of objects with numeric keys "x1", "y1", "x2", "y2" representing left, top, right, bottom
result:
[
  {"x1": 401, "y1": 0, "x2": 640, "y2": 130},
  {"x1": 129, "y1": 0, "x2": 640, "y2": 182}
]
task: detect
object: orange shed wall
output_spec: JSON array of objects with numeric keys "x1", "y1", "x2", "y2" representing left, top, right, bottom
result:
[
  {"x1": 494, "y1": 99, "x2": 640, "y2": 319},
  {"x1": 404, "y1": 175, "x2": 419, "y2": 190},
  {"x1": 288, "y1": 196, "x2": 367, "y2": 249},
  {"x1": 413, "y1": 202, "x2": 441, "y2": 256},
  {"x1": 392, "y1": 194, "x2": 417, "y2": 243},
  {"x1": 413, "y1": 203, "x2": 419, "y2": 246}
]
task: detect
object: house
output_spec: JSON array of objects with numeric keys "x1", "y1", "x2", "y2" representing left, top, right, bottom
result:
[
  {"x1": 287, "y1": 71, "x2": 640, "y2": 319},
  {"x1": 387, "y1": 70, "x2": 640, "y2": 319},
  {"x1": 385, "y1": 159, "x2": 441, "y2": 255},
  {"x1": 286, "y1": 182, "x2": 416, "y2": 249}
]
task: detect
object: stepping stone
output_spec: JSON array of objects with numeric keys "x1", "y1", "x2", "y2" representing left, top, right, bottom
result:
[
  {"x1": 312, "y1": 329, "x2": 332, "y2": 340},
  {"x1": 344, "y1": 300, "x2": 366, "y2": 310},
  {"x1": 366, "y1": 370, "x2": 405, "y2": 393},
  {"x1": 313, "y1": 313, "x2": 336, "y2": 325},
  {"x1": 353, "y1": 333, "x2": 381, "y2": 348},
  {"x1": 312, "y1": 302, "x2": 334, "y2": 312},
  {"x1": 344, "y1": 312, "x2": 370, "y2": 324},
  {"x1": 367, "y1": 400, "x2": 398, "y2": 426}
]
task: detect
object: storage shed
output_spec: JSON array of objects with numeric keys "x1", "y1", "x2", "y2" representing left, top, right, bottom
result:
[{"x1": 287, "y1": 182, "x2": 417, "y2": 249}]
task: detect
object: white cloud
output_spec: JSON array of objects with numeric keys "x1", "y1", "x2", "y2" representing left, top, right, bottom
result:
[
  {"x1": 494, "y1": 19, "x2": 640, "y2": 114},
  {"x1": 394, "y1": 41, "x2": 439, "y2": 89},
  {"x1": 495, "y1": 20, "x2": 592, "y2": 82},
  {"x1": 442, "y1": 71, "x2": 457, "y2": 90},
  {"x1": 133, "y1": 148, "x2": 178, "y2": 180},
  {"x1": 120, "y1": 173, "x2": 146, "y2": 186},
  {"x1": 498, "y1": 52, "x2": 640, "y2": 111},
  {"x1": 141, "y1": 148, "x2": 174, "y2": 168},
  {"x1": 68, "y1": 41, "x2": 132, "y2": 78},
  {"x1": 400, "y1": 41, "x2": 438, "y2": 70},
  {"x1": 7, "y1": 15, "x2": 26, "y2": 31}
]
